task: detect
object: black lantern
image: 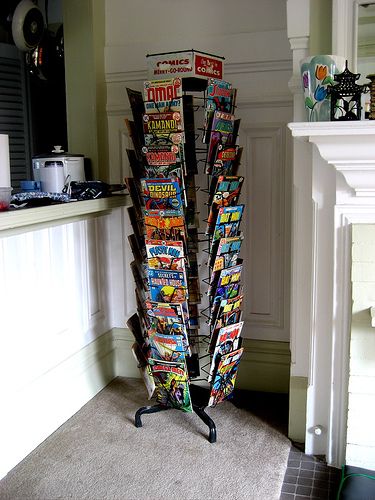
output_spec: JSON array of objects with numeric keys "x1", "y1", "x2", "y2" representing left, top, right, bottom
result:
[{"x1": 328, "y1": 60, "x2": 367, "y2": 120}]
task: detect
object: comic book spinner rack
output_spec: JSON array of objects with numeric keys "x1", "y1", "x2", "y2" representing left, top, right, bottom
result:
[{"x1": 126, "y1": 53, "x2": 245, "y2": 443}]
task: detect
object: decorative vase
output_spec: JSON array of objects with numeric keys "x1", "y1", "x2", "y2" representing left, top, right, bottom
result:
[{"x1": 300, "y1": 55, "x2": 346, "y2": 122}]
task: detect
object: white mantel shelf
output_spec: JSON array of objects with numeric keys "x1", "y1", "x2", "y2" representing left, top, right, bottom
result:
[
  {"x1": 0, "y1": 194, "x2": 129, "y2": 238},
  {"x1": 288, "y1": 121, "x2": 375, "y2": 197}
]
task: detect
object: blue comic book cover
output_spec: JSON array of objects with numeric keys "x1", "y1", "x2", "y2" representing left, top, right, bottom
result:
[
  {"x1": 211, "y1": 205, "x2": 244, "y2": 249},
  {"x1": 148, "y1": 268, "x2": 188, "y2": 303},
  {"x1": 209, "y1": 235, "x2": 244, "y2": 271},
  {"x1": 208, "y1": 264, "x2": 242, "y2": 297},
  {"x1": 203, "y1": 78, "x2": 235, "y2": 144},
  {"x1": 141, "y1": 178, "x2": 183, "y2": 210},
  {"x1": 149, "y1": 333, "x2": 186, "y2": 363}
]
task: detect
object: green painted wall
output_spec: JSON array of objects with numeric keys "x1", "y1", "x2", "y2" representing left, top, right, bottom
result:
[{"x1": 309, "y1": 0, "x2": 332, "y2": 55}]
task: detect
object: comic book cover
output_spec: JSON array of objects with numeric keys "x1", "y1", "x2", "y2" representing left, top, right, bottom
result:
[
  {"x1": 209, "y1": 235, "x2": 244, "y2": 271},
  {"x1": 131, "y1": 343, "x2": 155, "y2": 400},
  {"x1": 144, "y1": 78, "x2": 183, "y2": 114},
  {"x1": 141, "y1": 178, "x2": 183, "y2": 211},
  {"x1": 145, "y1": 300, "x2": 190, "y2": 353},
  {"x1": 206, "y1": 176, "x2": 244, "y2": 234},
  {"x1": 146, "y1": 239, "x2": 185, "y2": 272},
  {"x1": 208, "y1": 321, "x2": 244, "y2": 381},
  {"x1": 126, "y1": 88, "x2": 145, "y2": 147},
  {"x1": 211, "y1": 283, "x2": 242, "y2": 313},
  {"x1": 211, "y1": 205, "x2": 244, "y2": 249},
  {"x1": 211, "y1": 145, "x2": 239, "y2": 177},
  {"x1": 144, "y1": 209, "x2": 186, "y2": 243},
  {"x1": 149, "y1": 333, "x2": 186, "y2": 363},
  {"x1": 182, "y1": 94, "x2": 198, "y2": 175},
  {"x1": 208, "y1": 264, "x2": 243, "y2": 297},
  {"x1": 150, "y1": 359, "x2": 193, "y2": 412},
  {"x1": 208, "y1": 348, "x2": 244, "y2": 407},
  {"x1": 206, "y1": 111, "x2": 235, "y2": 170},
  {"x1": 210, "y1": 294, "x2": 244, "y2": 330},
  {"x1": 143, "y1": 111, "x2": 184, "y2": 146},
  {"x1": 203, "y1": 78, "x2": 234, "y2": 144},
  {"x1": 148, "y1": 268, "x2": 188, "y2": 303}
]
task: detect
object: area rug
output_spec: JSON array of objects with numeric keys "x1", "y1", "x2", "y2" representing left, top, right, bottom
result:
[{"x1": 0, "y1": 377, "x2": 290, "y2": 499}]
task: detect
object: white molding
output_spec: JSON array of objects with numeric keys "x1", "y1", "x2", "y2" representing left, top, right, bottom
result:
[{"x1": 289, "y1": 121, "x2": 375, "y2": 197}]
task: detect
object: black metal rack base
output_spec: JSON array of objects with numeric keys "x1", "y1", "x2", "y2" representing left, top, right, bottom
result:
[{"x1": 134, "y1": 403, "x2": 216, "y2": 443}]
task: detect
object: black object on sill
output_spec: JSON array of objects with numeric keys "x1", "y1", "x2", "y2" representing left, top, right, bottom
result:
[{"x1": 63, "y1": 181, "x2": 126, "y2": 201}]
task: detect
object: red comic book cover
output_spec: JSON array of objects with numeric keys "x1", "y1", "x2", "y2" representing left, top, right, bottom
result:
[
  {"x1": 144, "y1": 78, "x2": 183, "y2": 114},
  {"x1": 146, "y1": 239, "x2": 185, "y2": 272}
]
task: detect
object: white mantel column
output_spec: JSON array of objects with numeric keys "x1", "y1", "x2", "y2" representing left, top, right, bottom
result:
[
  {"x1": 286, "y1": 0, "x2": 313, "y2": 443},
  {"x1": 289, "y1": 120, "x2": 375, "y2": 466}
]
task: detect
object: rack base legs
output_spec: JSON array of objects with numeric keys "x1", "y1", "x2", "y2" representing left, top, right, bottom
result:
[
  {"x1": 134, "y1": 404, "x2": 217, "y2": 443},
  {"x1": 134, "y1": 404, "x2": 170, "y2": 427},
  {"x1": 193, "y1": 405, "x2": 217, "y2": 443}
]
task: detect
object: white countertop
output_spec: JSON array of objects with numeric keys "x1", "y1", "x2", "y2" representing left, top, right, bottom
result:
[{"x1": 0, "y1": 195, "x2": 129, "y2": 237}]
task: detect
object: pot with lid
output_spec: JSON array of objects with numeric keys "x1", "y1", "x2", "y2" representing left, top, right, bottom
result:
[{"x1": 32, "y1": 146, "x2": 86, "y2": 192}]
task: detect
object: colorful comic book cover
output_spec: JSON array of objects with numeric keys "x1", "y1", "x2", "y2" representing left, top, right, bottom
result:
[
  {"x1": 206, "y1": 176, "x2": 244, "y2": 234},
  {"x1": 144, "y1": 209, "x2": 186, "y2": 243},
  {"x1": 208, "y1": 348, "x2": 244, "y2": 407},
  {"x1": 203, "y1": 78, "x2": 234, "y2": 144},
  {"x1": 211, "y1": 145, "x2": 239, "y2": 177},
  {"x1": 211, "y1": 205, "x2": 244, "y2": 248},
  {"x1": 146, "y1": 239, "x2": 185, "y2": 272},
  {"x1": 208, "y1": 321, "x2": 244, "y2": 381},
  {"x1": 210, "y1": 294, "x2": 244, "y2": 330},
  {"x1": 206, "y1": 111, "x2": 235, "y2": 170},
  {"x1": 149, "y1": 333, "x2": 186, "y2": 363},
  {"x1": 143, "y1": 111, "x2": 184, "y2": 146},
  {"x1": 150, "y1": 359, "x2": 193, "y2": 412},
  {"x1": 208, "y1": 264, "x2": 243, "y2": 297},
  {"x1": 148, "y1": 268, "x2": 188, "y2": 303},
  {"x1": 145, "y1": 300, "x2": 190, "y2": 352},
  {"x1": 209, "y1": 235, "x2": 243, "y2": 271},
  {"x1": 211, "y1": 283, "x2": 242, "y2": 312},
  {"x1": 144, "y1": 78, "x2": 183, "y2": 114},
  {"x1": 141, "y1": 178, "x2": 183, "y2": 211},
  {"x1": 131, "y1": 343, "x2": 155, "y2": 400}
]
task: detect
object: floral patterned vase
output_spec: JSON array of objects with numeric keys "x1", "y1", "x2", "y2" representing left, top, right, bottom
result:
[{"x1": 300, "y1": 55, "x2": 346, "y2": 121}]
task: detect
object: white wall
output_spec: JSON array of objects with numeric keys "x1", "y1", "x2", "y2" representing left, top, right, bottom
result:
[{"x1": 104, "y1": 0, "x2": 293, "y2": 343}]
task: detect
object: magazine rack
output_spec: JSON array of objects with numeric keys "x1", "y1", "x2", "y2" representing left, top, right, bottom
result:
[{"x1": 126, "y1": 51, "x2": 244, "y2": 443}]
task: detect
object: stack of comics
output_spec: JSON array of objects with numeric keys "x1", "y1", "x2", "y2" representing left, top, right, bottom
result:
[{"x1": 125, "y1": 50, "x2": 246, "y2": 413}]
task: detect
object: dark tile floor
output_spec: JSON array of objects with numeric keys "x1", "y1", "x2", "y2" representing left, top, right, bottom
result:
[
  {"x1": 280, "y1": 444, "x2": 341, "y2": 499},
  {"x1": 231, "y1": 390, "x2": 341, "y2": 500}
]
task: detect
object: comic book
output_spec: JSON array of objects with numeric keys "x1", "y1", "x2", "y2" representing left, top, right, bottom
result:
[
  {"x1": 146, "y1": 239, "x2": 185, "y2": 272},
  {"x1": 144, "y1": 78, "x2": 184, "y2": 115},
  {"x1": 211, "y1": 145, "x2": 240, "y2": 177},
  {"x1": 182, "y1": 94, "x2": 198, "y2": 175},
  {"x1": 126, "y1": 87, "x2": 145, "y2": 148},
  {"x1": 211, "y1": 283, "x2": 243, "y2": 313},
  {"x1": 206, "y1": 111, "x2": 235, "y2": 170},
  {"x1": 143, "y1": 111, "x2": 184, "y2": 146},
  {"x1": 209, "y1": 235, "x2": 244, "y2": 271},
  {"x1": 206, "y1": 176, "x2": 244, "y2": 234},
  {"x1": 141, "y1": 178, "x2": 183, "y2": 211},
  {"x1": 203, "y1": 78, "x2": 235, "y2": 144},
  {"x1": 149, "y1": 333, "x2": 186, "y2": 363},
  {"x1": 208, "y1": 321, "x2": 244, "y2": 381},
  {"x1": 150, "y1": 359, "x2": 193, "y2": 412},
  {"x1": 131, "y1": 343, "x2": 155, "y2": 400},
  {"x1": 208, "y1": 348, "x2": 244, "y2": 407},
  {"x1": 148, "y1": 268, "x2": 188, "y2": 304},
  {"x1": 144, "y1": 209, "x2": 186, "y2": 244},
  {"x1": 208, "y1": 264, "x2": 243, "y2": 297},
  {"x1": 210, "y1": 294, "x2": 244, "y2": 330},
  {"x1": 211, "y1": 205, "x2": 244, "y2": 249}
]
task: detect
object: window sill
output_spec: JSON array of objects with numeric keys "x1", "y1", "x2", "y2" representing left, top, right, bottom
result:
[{"x1": 0, "y1": 194, "x2": 129, "y2": 238}]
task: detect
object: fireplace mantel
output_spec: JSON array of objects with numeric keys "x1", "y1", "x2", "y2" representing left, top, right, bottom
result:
[{"x1": 289, "y1": 121, "x2": 375, "y2": 197}]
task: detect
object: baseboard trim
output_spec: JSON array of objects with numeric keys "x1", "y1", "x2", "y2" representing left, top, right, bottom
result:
[{"x1": 1, "y1": 331, "x2": 116, "y2": 479}]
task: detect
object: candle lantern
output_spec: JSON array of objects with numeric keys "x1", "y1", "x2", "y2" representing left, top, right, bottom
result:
[{"x1": 328, "y1": 60, "x2": 368, "y2": 120}]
